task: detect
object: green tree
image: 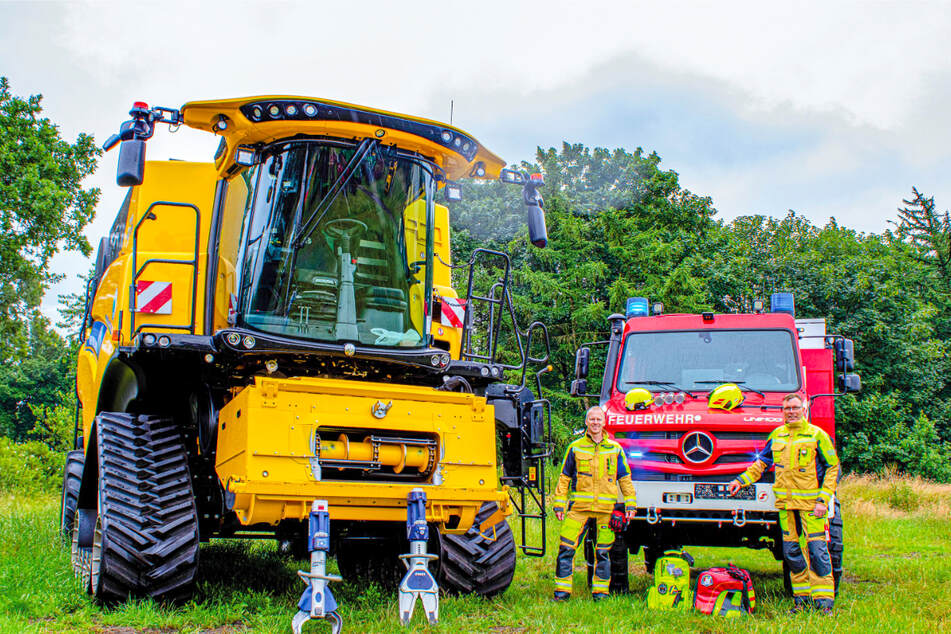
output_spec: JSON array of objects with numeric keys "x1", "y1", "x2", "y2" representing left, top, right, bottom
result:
[{"x1": 0, "y1": 77, "x2": 100, "y2": 361}]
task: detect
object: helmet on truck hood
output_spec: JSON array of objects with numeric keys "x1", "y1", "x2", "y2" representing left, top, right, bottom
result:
[
  {"x1": 708, "y1": 383, "x2": 744, "y2": 410},
  {"x1": 624, "y1": 388, "x2": 653, "y2": 411}
]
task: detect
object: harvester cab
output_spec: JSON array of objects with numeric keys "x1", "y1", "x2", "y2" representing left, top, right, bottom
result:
[{"x1": 64, "y1": 96, "x2": 553, "y2": 604}]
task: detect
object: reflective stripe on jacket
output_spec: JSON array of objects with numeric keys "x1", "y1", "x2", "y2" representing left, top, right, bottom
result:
[
  {"x1": 553, "y1": 434, "x2": 636, "y2": 514},
  {"x1": 738, "y1": 419, "x2": 839, "y2": 509}
]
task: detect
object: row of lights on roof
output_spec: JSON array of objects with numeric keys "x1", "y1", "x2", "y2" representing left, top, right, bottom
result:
[
  {"x1": 625, "y1": 292, "x2": 797, "y2": 319},
  {"x1": 247, "y1": 102, "x2": 321, "y2": 122}
]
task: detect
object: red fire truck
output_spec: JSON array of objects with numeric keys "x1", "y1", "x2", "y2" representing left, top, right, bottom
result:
[{"x1": 570, "y1": 293, "x2": 860, "y2": 593}]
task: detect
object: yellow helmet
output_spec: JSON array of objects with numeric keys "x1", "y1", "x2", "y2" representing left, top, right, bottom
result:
[
  {"x1": 708, "y1": 383, "x2": 744, "y2": 410},
  {"x1": 624, "y1": 388, "x2": 653, "y2": 411}
]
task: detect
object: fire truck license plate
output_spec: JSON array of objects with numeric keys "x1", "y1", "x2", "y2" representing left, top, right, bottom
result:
[{"x1": 695, "y1": 483, "x2": 755, "y2": 500}]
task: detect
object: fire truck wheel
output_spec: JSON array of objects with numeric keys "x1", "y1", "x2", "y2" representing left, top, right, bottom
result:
[
  {"x1": 436, "y1": 502, "x2": 516, "y2": 597},
  {"x1": 643, "y1": 546, "x2": 661, "y2": 575},
  {"x1": 829, "y1": 498, "x2": 844, "y2": 596},
  {"x1": 89, "y1": 412, "x2": 200, "y2": 603},
  {"x1": 59, "y1": 450, "x2": 84, "y2": 542}
]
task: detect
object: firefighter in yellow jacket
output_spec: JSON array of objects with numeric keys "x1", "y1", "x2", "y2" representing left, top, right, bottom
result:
[
  {"x1": 552, "y1": 406, "x2": 636, "y2": 601},
  {"x1": 728, "y1": 393, "x2": 839, "y2": 613}
]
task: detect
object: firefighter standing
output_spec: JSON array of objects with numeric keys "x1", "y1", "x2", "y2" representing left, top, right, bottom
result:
[
  {"x1": 728, "y1": 393, "x2": 839, "y2": 613},
  {"x1": 552, "y1": 406, "x2": 636, "y2": 601}
]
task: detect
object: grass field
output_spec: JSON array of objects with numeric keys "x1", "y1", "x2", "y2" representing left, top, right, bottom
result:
[{"x1": 2, "y1": 474, "x2": 950, "y2": 633}]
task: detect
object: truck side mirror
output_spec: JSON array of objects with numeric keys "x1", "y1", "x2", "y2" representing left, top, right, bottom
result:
[
  {"x1": 834, "y1": 338, "x2": 855, "y2": 372},
  {"x1": 570, "y1": 379, "x2": 588, "y2": 397},
  {"x1": 574, "y1": 347, "x2": 590, "y2": 380},
  {"x1": 838, "y1": 373, "x2": 861, "y2": 393},
  {"x1": 116, "y1": 139, "x2": 146, "y2": 187}
]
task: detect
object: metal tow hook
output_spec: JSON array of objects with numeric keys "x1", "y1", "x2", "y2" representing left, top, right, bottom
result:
[
  {"x1": 292, "y1": 500, "x2": 343, "y2": 634},
  {"x1": 732, "y1": 508, "x2": 747, "y2": 527},
  {"x1": 646, "y1": 507, "x2": 661, "y2": 525},
  {"x1": 398, "y1": 488, "x2": 439, "y2": 626}
]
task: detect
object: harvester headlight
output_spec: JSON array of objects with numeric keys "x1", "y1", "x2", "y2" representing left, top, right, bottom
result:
[
  {"x1": 344, "y1": 343, "x2": 356, "y2": 357},
  {"x1": 285, "y1": 103, "x2": 298, "y2": 117},
  {"x1": 431, "y1": 354, "x2": 441, "y2": 367},
  {"x1": 215, "y1": 115, "x2": 228, "y2": 131},
  {"x1": 242, "y1": 335, "x2": 256, "y2": 349},
  {"x1": 142, "y1": 333, "x2": 156, "y2": 346},
  {"x1": 226, "y1": 332, "x2": 241, "y2": 346},
  {"x1": 265, "y1": 359, "x2": 278, "y2": 374},
  {"x1": 440, "y1": 130, "x2": 452, "y2": 143},
  {"x1": 470, "y1": 162, "x2": 487, "y2": 178},
  {"x1": 462, "y1": 142, "x2": 470, "y2": 152},
  {"x1": 250, "y1": 105, "x2": 263, "y2": 121},
  {"x1": 491, "y1": 366, "x2": 500, "y2": 377},
  {"x1": 158, "y1": 336, "x2": 171, "y2": 348},
  {"x1": 302, "y1": 103, "x2": 318, "y2": 117},
  {"x1": 480, "y1": 366, "x2": 490, "y2": 377},
  {"x1": 204, "y1": 354, "x2": 215, "y2": 363},
  {"x1": 267, "y1": 104, "x2": 282, "y2": 118},
  {"x1": 453, "y1": 137, "x2": 462, "y2": 147}
]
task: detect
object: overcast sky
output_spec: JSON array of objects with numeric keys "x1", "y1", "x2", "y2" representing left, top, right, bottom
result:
[{"x1": 2, "y1": 1, "x2": 950, "y2": 322}]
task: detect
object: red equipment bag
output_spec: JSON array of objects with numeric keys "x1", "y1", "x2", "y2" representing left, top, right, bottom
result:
[{"x1": 693, "y1": 564, "x2": 756, "y2": 616}]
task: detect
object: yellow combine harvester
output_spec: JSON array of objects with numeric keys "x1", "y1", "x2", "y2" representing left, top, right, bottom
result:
[{"x1": 61, "y1": 96, "x2": 552, "y2": 602}]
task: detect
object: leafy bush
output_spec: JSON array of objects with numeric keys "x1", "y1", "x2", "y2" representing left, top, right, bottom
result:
[{"x1": 0, "y1": 437, "x2": 64, "y2": 493}]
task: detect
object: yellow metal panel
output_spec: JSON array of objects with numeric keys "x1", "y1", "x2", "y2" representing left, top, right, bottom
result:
[
  {"x1": 179, "y1": 95, "x2": 505, "y2": 181},
  {"x1": 215, "y1": 376, "x2": 506, "y2": 531}
]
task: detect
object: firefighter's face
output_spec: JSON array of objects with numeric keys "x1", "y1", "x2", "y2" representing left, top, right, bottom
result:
[
  {"x1": 585, "y1": 408, "x2": 605, "y2": 435},
  {"x1": 782, "y1": 397, "x2": 806, "y2": 423}
]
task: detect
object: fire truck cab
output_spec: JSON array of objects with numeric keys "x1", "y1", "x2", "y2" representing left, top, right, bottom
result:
[{"x1": 570, "y1": 293, "x2": 860, "y2": 591}]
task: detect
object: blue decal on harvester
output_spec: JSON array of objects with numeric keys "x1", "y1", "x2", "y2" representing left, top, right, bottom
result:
[{"x1": 86, "y1": 321, "x2": 107, "y2": 354}]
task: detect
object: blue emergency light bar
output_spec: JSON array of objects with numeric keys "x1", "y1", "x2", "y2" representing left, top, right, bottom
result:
[
  {"x1": 626, "y1": 297, "x2": 650, "y2": 318},
  {"x1": 770, "y1": 292, "x2": 795, "y2": 317}
]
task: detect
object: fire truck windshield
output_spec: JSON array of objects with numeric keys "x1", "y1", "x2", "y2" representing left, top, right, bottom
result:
[{"x1": 616, "y1": 329, "x2": 801, "y2": 394}]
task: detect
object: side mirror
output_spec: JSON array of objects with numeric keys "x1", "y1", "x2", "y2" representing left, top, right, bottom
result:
[
  {"x1": 116, "y1": 139, "x2": 146, "y2": 187},
  {"x1": 838, "y1": 373, "x2": 861, "y2": 393},
  {"x1": 574, "y1": 347, "x2": 590, "y2": 380},
  {"x1": 500, "y1": 168, "x2": 524, "y2": 184},
  {"x1": 570, "y1": 379, "x2": 588, "y2": 397},
  {"x1": 834, "y1": 338, "x2": 855, "y2": 371}
]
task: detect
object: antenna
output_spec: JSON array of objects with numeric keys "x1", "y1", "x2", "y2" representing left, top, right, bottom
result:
[{"x1": 450, "y1": 99, "x2": 454, "y2": 126}]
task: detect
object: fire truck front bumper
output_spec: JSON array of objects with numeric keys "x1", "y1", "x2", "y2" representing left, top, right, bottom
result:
[{"x1": 632, "y1": 481, "x2": 777, "y2": 527}]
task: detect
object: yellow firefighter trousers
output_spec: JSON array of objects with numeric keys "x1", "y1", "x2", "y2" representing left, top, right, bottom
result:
[
  {"x1": 780, "y1": 509, "x2": 834, "y2": 608},
  {"x1": 554, "y1": 509, "x2": 614, "y2": 596}
]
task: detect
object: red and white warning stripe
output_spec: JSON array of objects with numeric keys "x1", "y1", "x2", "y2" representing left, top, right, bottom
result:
[
  {"x1": 135, "y1": 280, "x2": 172, "y2": 314},
  {"x1": 440, "y1": 297, "x2": 466, "y2": 329}
]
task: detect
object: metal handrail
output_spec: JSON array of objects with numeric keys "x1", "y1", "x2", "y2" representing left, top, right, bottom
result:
[{"x1": 129, "y1": 201, "x2": 201, "y2": 338}]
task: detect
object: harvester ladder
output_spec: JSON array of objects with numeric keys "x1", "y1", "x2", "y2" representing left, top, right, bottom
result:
[{"x1": 128, "y1": 201, "x2": 201, "y2": 339}]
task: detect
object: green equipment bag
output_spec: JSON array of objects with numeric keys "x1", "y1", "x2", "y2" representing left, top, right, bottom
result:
[{"x1": 646, "y1": 549, "x2": 695, "y2": 610}]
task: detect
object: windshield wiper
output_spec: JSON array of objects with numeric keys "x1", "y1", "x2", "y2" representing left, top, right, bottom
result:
[
  {"x1": 292, "y1": 138, "x2": 378, "y2": 249},
  {"x1": 694, "y1": 380, "x2": 765, "y2": 398},
  {"x1": 629, "y1": 380, "x2": 696, "y2": 398}
]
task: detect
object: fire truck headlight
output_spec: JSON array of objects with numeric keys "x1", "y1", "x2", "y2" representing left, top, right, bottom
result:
[
  {"x1": 674, "y1": 392, "x2": 686, "y2": 404},
  {"x1": 663, "y1": 392, "x2": 675, "y2": 405}
]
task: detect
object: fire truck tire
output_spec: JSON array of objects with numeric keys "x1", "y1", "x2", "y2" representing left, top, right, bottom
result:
[
  {"x1": 59, "y1": 450, "x2": 84, "y2": 541},
  {"x1": 88, "y1": 412, "x2": 199, "y2": 603},
  {"x1": 643, "y1": 546, "x2": 661, "y2": 575},
  {"x1": 436, "y1": 502, "x2": 515, "y2": 598},
  {"x1": 829, "y1": 498, "x2": 844, "y2": 596}
]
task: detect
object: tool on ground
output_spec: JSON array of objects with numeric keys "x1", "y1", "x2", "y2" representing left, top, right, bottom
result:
[
  {"x1": 292, "y1": 500, "x2": 343, "y2": 634},
  {"x1": 398, "y1": 488, "x2": 439, "y2": 626}
]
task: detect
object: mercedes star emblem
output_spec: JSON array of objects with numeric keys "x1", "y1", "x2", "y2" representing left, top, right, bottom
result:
[{"x1": 681, "y1": 431, "x2": 714, "y2": 464}]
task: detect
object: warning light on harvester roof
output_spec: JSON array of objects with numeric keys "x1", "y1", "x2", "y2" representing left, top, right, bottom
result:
[
  {"x1": 133, "y1": 101, "x2": 149, "y2": 110},
  {"x1": 626, "y1": 297, "x2": 649, "y2": 318},
  {"x1": 530, "y1": 173, "x2": 544, "y2": 182},
  {"x1": 770, "y1": 292, "x2": 795, "y2": 317}
]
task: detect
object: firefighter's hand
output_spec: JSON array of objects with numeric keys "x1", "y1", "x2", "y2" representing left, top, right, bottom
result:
[
  {"x1": 555, "y1": 510, "x2": 564, "y2": 522},
  {"x1": 812, "y1": 501, "x2": 828, "y2": 518},
  {"x1": 625, "y1": 509, "x2": 636, "y2": 521},
  {"x1": 727, "y1": 480, "x2": 741, "y2": 497}
]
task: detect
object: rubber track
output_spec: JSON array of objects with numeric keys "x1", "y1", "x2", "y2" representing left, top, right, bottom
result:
[
  {"x1": 94, "y1": 412, "x2": 199, "y2": 602},
  {"x1": 437, "y1": 502, "x2": 516, "y2": 597},
  {"x1": 60, "y1": 450, "x2": 84, "y2": 540}
]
